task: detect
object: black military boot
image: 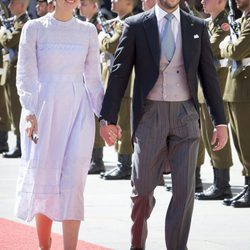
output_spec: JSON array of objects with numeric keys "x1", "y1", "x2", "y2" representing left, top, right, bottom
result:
[
  {"x1": 195, "y1": 168, "x2": 232, "y2": 200},
  {"x1": 88, "y1": 147, "x2": 105, "y2": 174},
  {"x1": 223, "y1": 185, "x2": 248, "y2": 206},
  {"x1": 102, "y1": 153, "x2": 131, "y2": 180},
  {"x1": 231, "y1": 177, "x2": 250, "y2": 208},
  {"x1": 0, "y1": 131, "x2": 9, "y2": 154},
  {"x1": 3, "y1": 135, "x2": 21, "y2": 158},
  {"x1": 195, "y1": 167, "x2": 203, "y2": 193}
]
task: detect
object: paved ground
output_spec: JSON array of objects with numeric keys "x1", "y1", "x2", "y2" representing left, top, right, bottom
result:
[{"x1": 0, "y1": 132, "x2": 250, "y2": 250}]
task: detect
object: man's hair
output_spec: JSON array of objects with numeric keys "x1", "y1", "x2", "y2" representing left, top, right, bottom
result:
[{"x1": 82, "y1": 0, "x2": 100, "y2": 5}]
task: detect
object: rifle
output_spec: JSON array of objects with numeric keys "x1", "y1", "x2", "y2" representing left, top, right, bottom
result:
[
  {"x1": 0, "y1": 3, "x2": 14, "y2": 35},
  {"x1": 184, "y1": 1, "x2": 194, "y2": 16},
  {"x1": 97, "y1": 11, "x2": 114, "y2": 37},
  {"x1": 228, "y1": 0, "x2": 240, "y2": 40},
  {"x1": 227, "y1": 0, "x2": 242, "y2": 77}
]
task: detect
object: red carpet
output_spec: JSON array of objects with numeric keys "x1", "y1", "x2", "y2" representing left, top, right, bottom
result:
[{"x1": 0, "y1": 218, "x2": 111, "y2": 250}]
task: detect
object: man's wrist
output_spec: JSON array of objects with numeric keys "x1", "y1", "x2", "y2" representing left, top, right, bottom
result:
[
  {"x1": 99, "y1": 118, "x2": 109, "y2": 127},
  {"x1": 99, "y1": 118, "x2": 115, "y2": 127}
]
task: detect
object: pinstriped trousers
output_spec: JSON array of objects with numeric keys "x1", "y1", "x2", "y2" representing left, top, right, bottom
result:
[{"x1": 131, "y1": 100, "x2": 200, "y2": 250}]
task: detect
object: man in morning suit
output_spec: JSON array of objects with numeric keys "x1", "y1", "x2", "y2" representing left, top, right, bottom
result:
[{"x1": 99, "y1": 0, "x2": 228, "y2": 249}]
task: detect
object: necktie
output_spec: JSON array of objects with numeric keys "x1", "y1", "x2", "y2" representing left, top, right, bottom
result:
[{"x1": 161, "y1": 13, "x2": 175, "y2": 62}]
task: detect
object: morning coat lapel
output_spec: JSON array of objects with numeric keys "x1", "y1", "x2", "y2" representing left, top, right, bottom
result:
[
  {"x1": 180, "y1": 10, "x2": 195, "y2": 74},
  {"x1": 143, "y1": 9, "x2": 160, "y2": 68}
]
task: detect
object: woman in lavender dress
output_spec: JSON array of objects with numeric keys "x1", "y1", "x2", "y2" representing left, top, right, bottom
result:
[{"x1": 15, "y1": 0, "x2": 104, "y2": 248}]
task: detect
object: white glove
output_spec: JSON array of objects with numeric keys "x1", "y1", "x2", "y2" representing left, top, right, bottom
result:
[{"x1": 219, "y1": 35, "x2": 231, "y2": 50}]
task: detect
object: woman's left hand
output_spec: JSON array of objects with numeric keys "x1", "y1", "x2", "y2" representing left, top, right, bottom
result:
[{"x1": 25, "y1": 114, "x2": 38, "y2": 140}]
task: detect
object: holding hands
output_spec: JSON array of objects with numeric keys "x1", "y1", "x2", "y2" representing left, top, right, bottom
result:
[{"x1": 100, "y1": 122, "x2": 122, "y2": 146}]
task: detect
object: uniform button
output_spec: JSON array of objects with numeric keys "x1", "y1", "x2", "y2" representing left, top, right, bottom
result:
[
  {"x1": 244, "y1": 76, "x2": 247, "y2": 79},
  {"x1": 177, "y1": 70, "x2": 179, "y2": 74}
]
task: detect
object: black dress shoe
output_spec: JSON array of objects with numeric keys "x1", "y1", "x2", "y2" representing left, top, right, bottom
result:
[
  {"x1": 130, "y1": 247, "x2": 143, "y2": 250},
  {"x1": 88, "y1": 162, "x2": 105, "y2": 174},
  {"x1": 231, "y1": 186, "x2": 250, "y2": 208},
  {"x1": 2, "y1": 147, "x2": 21, "y2": 158},
  {"x1": 0, "y1": 144, "x2": 9, "y2": 154},
  {"x1": 102, "y1": 166, "x2": 131, "y2": 180},
  {"x1": 195, "y1": 183, "x2": 203, "y2": 193},
  {"x1": 223, "y1": 185, "x2": 248, "y2": 206},
  {"x1": 195, "y1": 185, "x2": 232, "y2": 200}
]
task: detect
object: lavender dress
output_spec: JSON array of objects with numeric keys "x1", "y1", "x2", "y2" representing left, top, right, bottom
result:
[{"x1": 15, "y1": 13, "x2": 104, "y2": 222}]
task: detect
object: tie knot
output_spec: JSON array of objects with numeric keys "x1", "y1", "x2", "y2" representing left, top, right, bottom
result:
[{"x1": 164, "y1": 13, "x2": 174, "y2": 22}]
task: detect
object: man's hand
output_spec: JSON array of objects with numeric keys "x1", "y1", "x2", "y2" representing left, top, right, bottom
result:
[
  {"x1": 100, "y1": 124, "x2": 122, "y2": 146},
  {"x1": 211, "y1": 126, "x2": 228, "y2": 151}
]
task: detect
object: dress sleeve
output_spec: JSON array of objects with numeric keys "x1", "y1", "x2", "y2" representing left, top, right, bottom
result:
[
  {"x1": 84, "y1": 24, "x2": 104, "y2": 117},
  {"x1": 16, "y1": 20, "x2": 39, "y2": 116}
]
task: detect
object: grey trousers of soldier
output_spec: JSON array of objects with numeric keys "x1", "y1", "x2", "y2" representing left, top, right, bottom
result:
[{"x1": 130, "y1": 100, "x2": 200, "y2": 250}]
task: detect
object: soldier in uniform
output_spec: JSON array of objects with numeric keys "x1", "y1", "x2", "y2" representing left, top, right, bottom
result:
[
  {"x1": 0, "y1": 0, "x2": 11, "y2": 154},
  {"x1": 78, "y1": 0, "x2": 101, "y2": 26},
  {"x1": 195, "y1": 0, "x2": 234, "y2": 200},
  {"x1": 96, "y1": 0, "x2": 137, "y2": 180},
  {"x1": 78, "y1": 0, "x2": 106, "y2": 174},
  {"x1": 35, "y1": 0, "x2": 48, "y2": 17},
  {"x1": 0, "y1": 0, "x2": 30, "y2": 158},
  {"x1": 220, "y1": 0, "x2": 250, "y2": 207}
]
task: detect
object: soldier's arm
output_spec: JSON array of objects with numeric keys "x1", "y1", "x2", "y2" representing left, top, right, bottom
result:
[
  {"x1": 220, "y1": 22, "x2": 250, "y2": 60},
  {"x1": 210, "y1": 26, "x2": 229, "y2": 58},
  {"x1": 98, "y1": 21, "x2": 123, "y2": 54}
]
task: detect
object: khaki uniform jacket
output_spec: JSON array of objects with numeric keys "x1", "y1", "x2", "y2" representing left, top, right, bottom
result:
[
  {"x1": 0, "y1": 12, "x2": 30, "y2": 86},
  {"x1": 198, "y1": 10, "x2": 230, "y2": 103},
  {"x1": 221, "y1": 12, "x2": 250, "y2": 102},
  {"x1": 98, "y1": 13, "x2": 134, "y2": 98}
]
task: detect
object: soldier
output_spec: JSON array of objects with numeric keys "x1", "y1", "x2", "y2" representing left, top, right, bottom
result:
[
  {"x1": 220, "y1": 0, "x2": 250, "y2": 207},
  {"x1": 79, "y1": 0, "x2": 100, "y2": 25},
  {"x1": 78, "y1": 0, "x2": 106, "y2": 175},
  {"x1": 0, "y1": 0, "x2": 30, "y2": 158},
  {"x1": 47, "y1": 0, "x2": 55, "y2": 13},
  {"x1": 35, "y1": 0, "x2": 48, "y2": 17},
  {"x1": 195, "y1": 0, "x2": 234, "y2": 200},
  {"x1": 141, "y1": 0, "x2": 156, "y2": 10},
  {"x1": 95, "y1": 0, "x2": 137, "y2": 180},
  {"x1": 0, "y1": 0, "x2": 11, "y2": 154},
  {"x1": 179, "y1": 0, "x2": 206, "y2": 193}
]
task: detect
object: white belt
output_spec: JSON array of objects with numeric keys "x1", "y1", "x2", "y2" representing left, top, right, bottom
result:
[
  {"x1": 218, "y1": 58, "x2": 229, "y2": 68},
  {"x1": 0, "y1": 68, "x2": 3, "y2": 75},
  {"x1": 3, "y1": 53, "x2": 10, "y2": 62},
  {"x1": 242, "y1": 57, "x2": 250, "y2": 67}
]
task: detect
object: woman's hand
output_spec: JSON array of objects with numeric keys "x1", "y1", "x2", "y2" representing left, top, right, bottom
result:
[
  {"x1": 100, "y1": 124, "x2": 122, "y2": 146},
  {"x1": 25, "y1": 114, "x2": 38, "y2": 141}
]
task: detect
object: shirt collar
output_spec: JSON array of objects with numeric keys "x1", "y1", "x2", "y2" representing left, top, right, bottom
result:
[{"x1": 155, "y1": 4, "x2": 180, "y2": 23}]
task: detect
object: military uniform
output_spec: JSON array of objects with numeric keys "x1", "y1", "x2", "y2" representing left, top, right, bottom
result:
[
  {"x1": 0, "y1": 11, "x2": 30, "y2": 157},
  {"x1": 195, "y1": 11, "x2": 233, "y2": 200},
  {"x1": 220, "y1": 11, "x2": 250, "y2": 207},
  {"x1": 86, "y1": 11, "x2": 106, "y2": 174},
  {"x1": 97, "y1": 14, "x2": 134, "y2": 179},
  {"x1": 0, "y1": 1, "x2": 11, "y2": 153}
]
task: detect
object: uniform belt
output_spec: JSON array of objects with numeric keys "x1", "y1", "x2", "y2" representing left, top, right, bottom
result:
[
  {"x1": 242, "y1": 57, "x2": 250, "y2": 67},
  {"x1": 218, "y1": 58, "x2": 229, "y2": 68},
  {"x1": 3, "y1": 53, "x2": 10, "y2": 62}
]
